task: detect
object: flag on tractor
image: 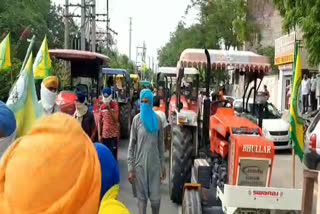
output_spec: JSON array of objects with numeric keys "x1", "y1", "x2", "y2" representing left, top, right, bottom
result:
[
  {"x1": 0, "y1": 33, "x2": 11, "y2": 72},
  {"x1": 33, "y1": 36, "x2": 52, "y2": 79},
  {"x1": 289, "y1": 42, "x2": 304, "y2": 160},
  {"x1": 6, "y1": 53, "x2": 43, "y2": 137}
]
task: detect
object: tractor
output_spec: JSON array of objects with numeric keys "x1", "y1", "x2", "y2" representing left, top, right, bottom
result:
[
  {"x1": 49, "y1": 49, "x2": 108, "y2": 114},
  {"x1": 96, "y1": 68, "x2": 131, "y2": 139},
  {"x1": 167, "y1": 49, "x2": 302, "y2": 213},
  {"x1": 168, "y1": 66, "x2": 200, "y2": 203}
]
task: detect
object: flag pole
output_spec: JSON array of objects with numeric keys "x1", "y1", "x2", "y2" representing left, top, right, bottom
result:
[
  {"x1": 20, "y1": 35, "x2": 35, "y2": 74},
  {"x1": 292, "y1": 147, "x2": 296, "y2": 188}
]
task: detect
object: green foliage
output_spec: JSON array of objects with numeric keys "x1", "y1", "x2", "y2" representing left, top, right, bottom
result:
[
  {"x1": 257, "y1": 45, "x2": 279, "y2": 74},
  {"x1": 158, "y1": 0, "x2": 258, "y2": 88},
  {"x1": 273, "y1": 0, "x2": 320, "y2": 66},
  {"x1": 103, "y1": 49, "x2": 136, "y2": 74},
  {"x1": 0, "y1": 1, "x2": 77, "y2": 101},
  {"x1": 158, "y1": 23, "x2": 208, "y2": 67}
]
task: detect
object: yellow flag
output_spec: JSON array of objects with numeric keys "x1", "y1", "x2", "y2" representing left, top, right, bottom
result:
[
  {"x1": 0, "y1": 33, "x2": 11, "y2": 72},
  {"x1": 33, "y1": 36, "x2": 52, "y2": 79},
  {"x1": 7, "y1": 53, "x2": 43, "y2": 137}
]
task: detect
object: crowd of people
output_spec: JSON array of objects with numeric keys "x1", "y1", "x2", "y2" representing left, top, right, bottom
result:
[
  {"x1": 0, "y1": 74, "x2": 169, "y2": 214},
  {"x1": 301, "y1": 73, "x2": 319, "y2": 113}
]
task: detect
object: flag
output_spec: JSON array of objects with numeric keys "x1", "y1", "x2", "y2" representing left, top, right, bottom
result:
[
  {"x1": 142, "y1": 64, "x2": 148, "y2": 72},
  {"x1": 289, "y1": 42, "x2": 304, "y2": 160},
  {"x1": 6, "y1": 53, "x2": 43, "y2": 137},
  {"x1": 0, "y1": 33, "x2": 11, "y2": 72},
  {"x1": 33, "y1": 36, "x2": 52, "y2": 79}
]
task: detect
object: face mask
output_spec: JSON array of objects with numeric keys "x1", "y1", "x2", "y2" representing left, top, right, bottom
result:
[
  {"x1": 41, "y1": 83, "x2": 57, "y2": 111},
  {"x1": 75, "y1": 102, "x2": 88, "y2": 117},
  {"x1": 0, "y1": 129, "x2": 16, "y2": 158},
  {"x1": 103, "y1": 95, "x2": 112, "y2": 104}
]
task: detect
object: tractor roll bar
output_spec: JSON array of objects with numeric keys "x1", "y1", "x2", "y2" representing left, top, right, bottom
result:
[{"x1": 201, "y1": 49, "x2": 212, "y2": 147}]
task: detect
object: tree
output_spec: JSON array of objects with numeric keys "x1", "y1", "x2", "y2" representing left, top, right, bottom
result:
[
  {"x1": 273, "y1": 0, "x2": 320, "y2": 66},
  {"x1": 158, "y1": 22, "x2": 208, "y2": 67},
  {"x1": 257, "y1": 45, "x2": 278, "y2": 74},
  {"x1": 0, "y1": 1, "x2": 77, "y2": 101},
  {"x1": 103, "y1": 49, "x2": 136, "y2": 74},
  {"x1": 158, "y1": 0, "x2": 258, "y2": 87}
]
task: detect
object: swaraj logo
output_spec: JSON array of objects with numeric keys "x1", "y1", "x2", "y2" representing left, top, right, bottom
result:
[
  {"x1": 242, "y1": 166, "x2": 263, "y2": 176},
  {"x1": 249, "y1": 190, "x2": 282, "y2": 198}
]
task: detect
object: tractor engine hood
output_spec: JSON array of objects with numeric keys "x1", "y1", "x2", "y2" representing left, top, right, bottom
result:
[{"x1": 228, "y1": 135, "x2": 275, "y2": 187}]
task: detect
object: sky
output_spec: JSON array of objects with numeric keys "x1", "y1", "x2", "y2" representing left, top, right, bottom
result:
[{"x1": 52, "y1": 0, "x2": 199, "y2": 67}]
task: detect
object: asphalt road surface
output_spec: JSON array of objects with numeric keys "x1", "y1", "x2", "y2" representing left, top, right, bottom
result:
[{"x1": 118, "y1": 139, "x2": 310, "y2": 214}]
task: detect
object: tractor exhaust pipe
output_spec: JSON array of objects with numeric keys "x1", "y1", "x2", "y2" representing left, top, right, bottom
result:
[{"x1": 201, "y1": 49, "x2": 211, "y2": 148}]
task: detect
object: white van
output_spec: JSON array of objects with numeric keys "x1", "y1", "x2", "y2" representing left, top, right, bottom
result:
[{"x1": 233, "y1": 98, "x2": 290, "y2": 150}]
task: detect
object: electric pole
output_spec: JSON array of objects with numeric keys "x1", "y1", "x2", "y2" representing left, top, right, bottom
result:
[
  {"x1": 106, "y1": 0, "x2": 109, "y2": 49},
  {"x1": 91, "y1": 1, "x2": 96, "y2": 52},
  {"x1": 81, "y1": 0, "x2": 86, "y2": 50},
  {"x1": 64, "y1": 0, "x2": 69, "y2": 49},
  {"x1": 129, "y1": 17, "x2": 132, "y2": 60}
]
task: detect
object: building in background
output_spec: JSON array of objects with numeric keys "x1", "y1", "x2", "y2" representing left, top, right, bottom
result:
[{"x1": 238, "y1": 0, "x2": 318, "y2": 111}]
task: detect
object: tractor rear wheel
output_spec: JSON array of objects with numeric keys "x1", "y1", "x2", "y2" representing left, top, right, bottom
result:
[
  {"x1": 119, "y1": 103, "x2": 131, "y2": 139},
  {"x1": 182, "y1": 189, "x2": 202, "y2": 214},
  {"x1": 169, "y1": 125, "x2": 194, "y2": 204}
]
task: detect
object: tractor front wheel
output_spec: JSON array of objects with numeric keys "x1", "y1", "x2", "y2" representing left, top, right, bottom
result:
[
  {"x1": 119, "y1": 103, "x2": 131, "y2": 139},
  {"x1": 169, "y1": 125, "x2": 194, "y2": 204}
]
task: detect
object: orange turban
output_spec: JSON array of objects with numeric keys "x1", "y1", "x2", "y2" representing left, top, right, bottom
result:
[
  {"x1": 0, "y1": 113, "x2": 101, "y2": 214},
  {"x1": 43, "y1": 76, "x2": 59, "y2": 89}
]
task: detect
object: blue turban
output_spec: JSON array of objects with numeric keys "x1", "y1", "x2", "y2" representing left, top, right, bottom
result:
[
  {"x1": 140, "y1": 89, "x2": 158, "y2": 133},
  {"x1": 76, "y1": 92, "x2": 86, "y2": 103},
  {"x1": 0, "y1": 101, "x2": 16, "y2": 137},
  {"x1": 94, "y1": 143, "x2": 120, "y2": 200},
  {"x1": 102, "y1": 87, "x2": 112, "y2": 96}
]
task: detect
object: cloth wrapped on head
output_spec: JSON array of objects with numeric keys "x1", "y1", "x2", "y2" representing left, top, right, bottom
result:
[
  {"x1": 102, "y1": 87, "x2": 112, "y2": 96},
  {"x1": 43, "y1": 76, "x2": 59, "y2": 89},
  {"x1": 0, "y1": 101, "x2": 16, "y2": 137},
  {"x1": 0, "y1": 101, "x2": 16, "y2": 157},
  {"x1": 94, "y1": 143, "x2": 120, "y2": 200},
  {"x1": 140, "y1": 89, "x2": 158, "y2": 133},
  {"x1": 76, "y1": 91, "x2": 86, "y2": 103},
  {"x1": 98, "y1": 185, "x2": 130, "y2": 214},
  {"x1": 0, "y1": 113, "x2": 101, "y2": 214}
]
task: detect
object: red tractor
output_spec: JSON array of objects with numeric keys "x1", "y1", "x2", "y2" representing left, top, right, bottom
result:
[{"x1": 167, "y1": 49, "x2": 302, "y2": 213}]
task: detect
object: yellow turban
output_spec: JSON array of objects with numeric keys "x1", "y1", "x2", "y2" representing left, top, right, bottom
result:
[
  {"x1": 0, "y1": 113, "x2": 101, "y2": 214},
  {"x1": 43, "y1": 76, "x2": 59, "y2": 89},
  {"x1": 98, "y1": 185, "x2": 130, "y2": 214}
]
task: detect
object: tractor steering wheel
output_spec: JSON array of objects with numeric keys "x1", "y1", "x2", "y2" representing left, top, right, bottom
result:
[{"x1": 211, "y1": 99, "x2": 233, "y2": 108}]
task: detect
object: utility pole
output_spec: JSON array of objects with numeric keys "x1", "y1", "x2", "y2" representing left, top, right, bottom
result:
[
  {"x1": 106, "y1": 0, "x2": 109, "y2": 50},
  {"x1": 91, "y1": 0, "x2": 96, "y2": 52},
  {"x1": 129, "y1": 17, "x2": 132, "y2": 60},
  {"x1": 64, "y1": 0, "x2": 69, "y2": 49},
  {"x1": 81, "y1": 0, "x2": 86, "y2": 50}
]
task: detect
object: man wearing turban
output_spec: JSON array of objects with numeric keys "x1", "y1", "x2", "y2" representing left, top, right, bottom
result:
[
  {"x1": 0, "y1": 113, "x2": 101, "y2": 214},
  {"x1": 39, "y1": 76, "x2": 60, "y2": 114},
  {"x1": 127, "y1": 89, "x2": 165, "y2": 214}
]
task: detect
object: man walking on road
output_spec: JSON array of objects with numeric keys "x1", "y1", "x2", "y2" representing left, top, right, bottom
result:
[
  {"x1": 99, "y1": 87, "x2": 119, "y2": 160},
  {"x1": 127, "y1": 89, "x2": 166, "y2": 214},
  {"x1": 302, "y1": 74, "x2": 311, "y2": 113},
  {"x1": 311, "y1": 74, "x2": 317, "y2": 111}
]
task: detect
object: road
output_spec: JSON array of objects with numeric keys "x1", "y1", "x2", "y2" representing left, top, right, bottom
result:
[{"x1": 118, "y1": 140, "x2": 307, "y2": 213}]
